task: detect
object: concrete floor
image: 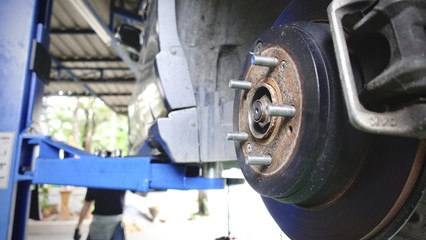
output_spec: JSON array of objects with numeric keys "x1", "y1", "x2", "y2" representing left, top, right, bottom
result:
[
  {"x1": 28, "y1": 217, "x2": 287, "y2": 240},
  {"x1": 26, "y1": 184, "x2": 290, "y2": 240}
]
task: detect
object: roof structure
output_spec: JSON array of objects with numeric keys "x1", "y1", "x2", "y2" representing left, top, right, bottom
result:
[{"x1": 45, "y1": 0, "x2": 144, "y2": 114}]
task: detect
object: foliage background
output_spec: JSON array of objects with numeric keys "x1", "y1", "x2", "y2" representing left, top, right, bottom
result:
[{"x1": 40, "y1": 96, "x2": 129, "y2": 155}]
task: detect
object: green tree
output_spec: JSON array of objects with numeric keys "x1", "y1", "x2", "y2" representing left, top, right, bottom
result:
[{"x1": 40, "y1": 96, "x2": 129, "y2": 155}]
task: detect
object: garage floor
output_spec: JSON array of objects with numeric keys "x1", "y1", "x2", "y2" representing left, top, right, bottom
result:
[{"x1": 27, "y1": 183, "x2": 289, "y2": 240}]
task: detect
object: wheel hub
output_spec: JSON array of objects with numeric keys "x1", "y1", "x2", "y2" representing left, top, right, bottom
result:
[
  {"x1": 238, "y1": 43, "x2": 303, "y2": 174},
  {"x1": 231, "y1": 19, "x2": 426, "y2": 240},
  {"x1": 234, "y1": 22, "x2": 364, "y2": 205}
]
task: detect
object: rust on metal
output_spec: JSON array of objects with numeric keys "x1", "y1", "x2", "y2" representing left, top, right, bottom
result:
[{"x1": 238, "y1": 45, "x2": 303, "y2": 175}]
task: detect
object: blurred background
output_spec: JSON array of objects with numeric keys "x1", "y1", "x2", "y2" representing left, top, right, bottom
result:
[{"x1": 27, "y1": 96, "x2": 288, "y2": 240}]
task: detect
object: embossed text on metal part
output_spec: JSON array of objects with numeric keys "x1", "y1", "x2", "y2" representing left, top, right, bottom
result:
[{"x1": 369, "y1": 117, "x2": 397, "y2": 127}]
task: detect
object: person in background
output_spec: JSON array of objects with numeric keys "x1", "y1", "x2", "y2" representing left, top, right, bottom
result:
[
  {"x1": 74, "y1": 150, "x2": 126, "y2": 240},
  {"x1": 74, "y1": 187, "x2": 126, "y2": 240}
]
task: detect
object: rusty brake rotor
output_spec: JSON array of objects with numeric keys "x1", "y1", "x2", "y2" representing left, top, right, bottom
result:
[{"x1": 230, "y1": 17, "x2": 426, "y2": 240}]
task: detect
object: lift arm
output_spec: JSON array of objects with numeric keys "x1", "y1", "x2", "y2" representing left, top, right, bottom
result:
[{"x1": 25, "y1": 134, "x2": 224, "y2": 191}]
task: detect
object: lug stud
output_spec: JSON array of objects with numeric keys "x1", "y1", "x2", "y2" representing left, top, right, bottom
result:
[
  {"x1": 251, "y1": 55, "x2": 279, "y2": 68},
  {"x1": 226, "y1": 132, "x2": 249, "y2": 141},
  {"x1": 229, "y1": 80, "x2": 252, "y2": 90},
  {"x1": 267, "y1": 104, "x2": 296, "y2": 118},
  {"x1": 245, "y1": 155, "x2": 272, "y2": 166}
]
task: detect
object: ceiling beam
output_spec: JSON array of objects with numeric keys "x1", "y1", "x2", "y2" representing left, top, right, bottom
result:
[
  {"x1": 54, "y1": 57, "x2": 122, "y2": 62},
  {"x1": 50, "y1": 28, "x2": 95, "y2": 34},
  {"x1": 51, "y1": 58, "x2": 118, "y2": 112},
  {"x1": 49, "y1": 78, "x2": 135, "y2": 83},
  {"x1": 45, "y1": 92, "x2": 132, "y2": 97},
  {"x1": 69, "y1": 0, "x2": 141, "y2": 78},
  {"x1": 52, "y1": 67, "x2": 133, "y2": 81},
  {"x1": 54, "y1": 67, "x2": 130, "y2": 71}
]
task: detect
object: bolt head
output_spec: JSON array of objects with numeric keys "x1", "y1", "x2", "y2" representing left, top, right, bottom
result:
[{"x1": 253, "y1": 101, "x2": 263, "y2": 122}]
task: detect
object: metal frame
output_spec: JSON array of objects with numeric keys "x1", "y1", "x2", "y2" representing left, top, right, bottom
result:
[
  {"x1": 328, "y1": 0, "x2": 426, "y2": 138},
  {"x1": 28, "y1": 134, "x2": 224, "y2": 191},
  {"x1": 55, "y1": 57, "x2": 122, "y2": 62},
  {"x1": 49, "y1": 63, "x2": 134, "y2": 114},
  {"x1": 48, "y1": 79, "x2": 134, "y2": 84},
  {"x1": 45, "y1": 92, "x2": 132, "y2": 97},
  {"x1": 112, "y1": 8, "x2": 144, "y2": 24},
  {"x1": 50, "y1": 28, "x2": 95, "y2": 34},
  {"x1": 53, "y1": 66, "x2": 132, "y2": 81},
  {"x1": 69, "y1": 0, "x2": 141, "y2": 79},
  {"x1": 55, "y1": 67, "x2": 130, "y2": 71},
  {"x1": 0, "y1": 0, "x2": 49, "y2": 238},
  {"x1": 109, "y1": 0, "x2": 145, "y2": 31},
  {"x1": 49, "y1": 0, "x2": 142, "y2": 114},
  {"x1": 0, "y1": 1, "x2": 224, "y2": 239},
  {"x1": 51, "y1": 58, "x2": 118, "y2": 111}
]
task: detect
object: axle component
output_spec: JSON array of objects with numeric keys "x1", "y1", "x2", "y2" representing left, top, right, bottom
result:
[
  {"x1": 328, "y1": 0, "x2": 426, "y2": 138},
  {"x1": 231, "y1": 1, "x2": 426, "y2": 238}
]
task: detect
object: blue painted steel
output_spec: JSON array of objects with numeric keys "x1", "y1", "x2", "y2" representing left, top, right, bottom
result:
[
  {"x1": 14, "y1": 18, "x2": 52, "y2": 240},
  {"x1": 0, "y1": 0, "x2": 43, "y2": 239},
  {"x1": 0, "y1": 1, "x2": 223, "y2": 239},
  {"x1": 27, "y1": 135, "x2": 224, "y2": 191},
  {"x1": 150, "y1": 164, "x2": 225, "y2": 190},
  {"x1": 113, "y1": 8, "x2": 144, "y2": 23}
]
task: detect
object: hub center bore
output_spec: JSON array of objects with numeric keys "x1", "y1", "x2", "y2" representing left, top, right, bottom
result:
[{"x1": 249, "y1": 84, "x2": 277, "y2": 139}]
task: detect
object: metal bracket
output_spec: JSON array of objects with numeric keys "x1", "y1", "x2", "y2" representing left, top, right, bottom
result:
[
  {"x1": 23, "y1": 134, "x2": 224, "y2": 191},
  {"x1": 328, "y1": 0, "x2": 426, "y2": 138}
]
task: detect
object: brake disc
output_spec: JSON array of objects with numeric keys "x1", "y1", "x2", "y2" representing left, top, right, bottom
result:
[
  {"x1": 235, "y1": 21, "x2": 372, "y2": 205},
  {"x1": 231, "y1": 0, "x2": 426, "y2": 239}
]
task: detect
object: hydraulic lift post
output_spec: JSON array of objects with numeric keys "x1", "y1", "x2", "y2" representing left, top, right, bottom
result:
[
  {"x1": 0, "y1": 1, "x2": 224, "y2": 239},
  {"x1": 0, "y1": 0, "x2": 47, "y2": 239}
]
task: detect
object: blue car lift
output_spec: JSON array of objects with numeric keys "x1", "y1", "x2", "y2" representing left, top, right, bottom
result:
[{"x1": 0, "y1": 1, "x2": 224, "y2": 239}]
